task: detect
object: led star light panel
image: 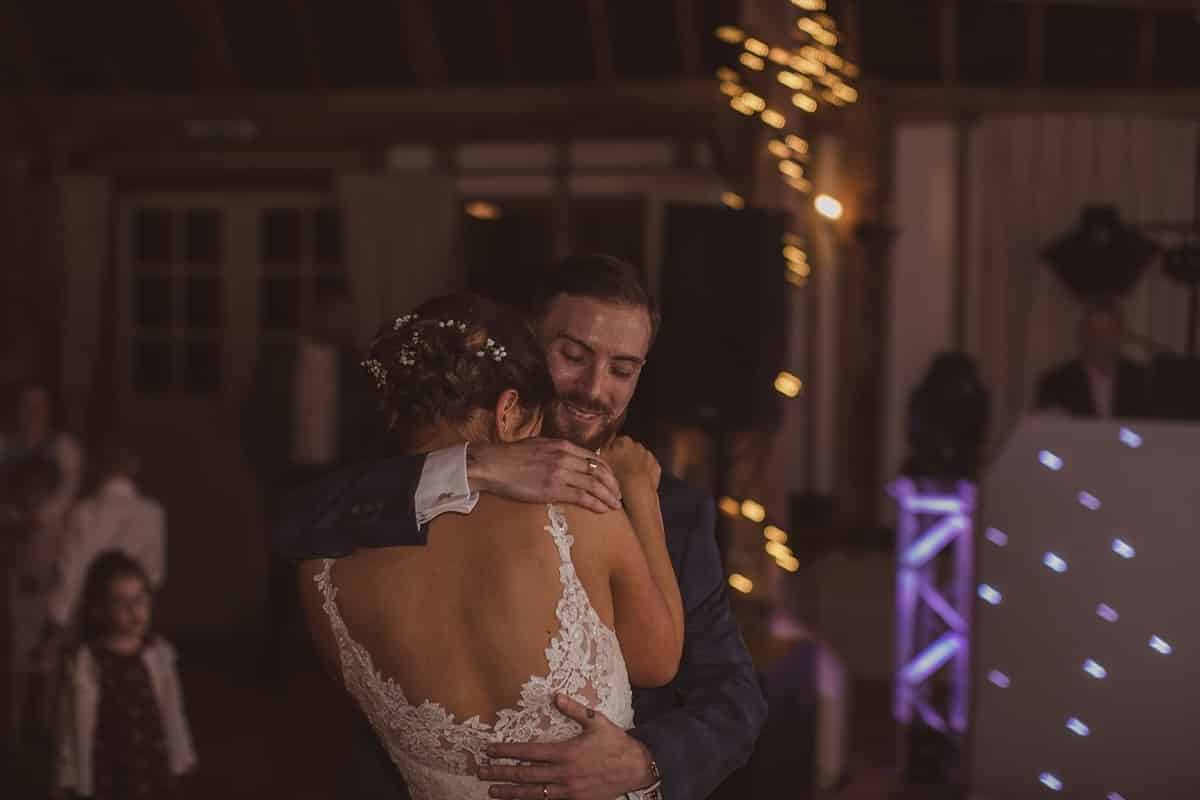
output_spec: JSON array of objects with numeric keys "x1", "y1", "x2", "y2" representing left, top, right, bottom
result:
[{"x1": 972, "y1": 417, "x2": 1200, "y2": 799}]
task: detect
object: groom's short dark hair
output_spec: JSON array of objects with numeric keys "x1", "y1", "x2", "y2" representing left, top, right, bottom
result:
[{"x1": 530, "y1": 254, "x2": 660, "y2": 342}]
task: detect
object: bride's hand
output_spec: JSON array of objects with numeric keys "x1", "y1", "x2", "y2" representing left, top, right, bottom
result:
[{"x1": 602, "y1": 436, "x2": 661, "y2": 493}]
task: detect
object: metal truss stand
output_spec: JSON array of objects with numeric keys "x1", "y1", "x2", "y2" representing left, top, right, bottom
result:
[{"x1": 889, "y1": 477, "x2": 976, "y2": 785}]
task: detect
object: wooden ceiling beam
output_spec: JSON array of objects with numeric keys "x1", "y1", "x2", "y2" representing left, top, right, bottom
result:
[
  {"x1": 177, "y1": 0, "x2": 239, "y2": 89},
  {"x1": 875, "y1": 80, "x2": 1200, "y2": 116},
  {"x1": 673, "y1": 0, "x2": 701, "y2": 76},
  {"x1": 997, "y1": 0, "x2": 1199, "y2": 10},
  {"x1": 586, "y1": 0, "x2": 616, "y2": 82},
  {"x1": 489, "y1": 0, "x2": 518, "y2": 81},
  {"x1": 0, "y1": 1, "x2": 48, "y2": 92},
  {"x1": 940, "y1": 0, "x2": 960, "y2": 86},
  {"x1": 287, "y1": 0, "x2": 324, "y2": 90},
  {"x1": 399, "y1": 0, "x2": 448, "y2": 85},
  {"x1": 50, "y1": 79, "x2": 721, "y2": 155}
]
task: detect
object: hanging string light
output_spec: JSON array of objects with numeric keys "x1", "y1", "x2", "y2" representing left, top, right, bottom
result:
[{"x1": 711, "y1": 1, "x2": 859, "y2": 199}]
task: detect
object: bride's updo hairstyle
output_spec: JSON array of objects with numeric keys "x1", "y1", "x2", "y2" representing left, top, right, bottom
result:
[{"x1": 364, "y1": 293, "x2": 554, "y2": 446}]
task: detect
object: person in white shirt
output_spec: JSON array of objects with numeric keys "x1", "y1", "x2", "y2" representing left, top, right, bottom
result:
[{"x1": 45, "y1": 437, "x2": 165, "y2": 634}]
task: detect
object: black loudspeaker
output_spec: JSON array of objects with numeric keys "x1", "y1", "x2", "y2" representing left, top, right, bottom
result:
[
  {"x1": 645, "y1": 204, "x2": 790, "y2": 433},
  {"x1": 462, "y1": 207, "x2": 553, "y2": 311},
  {"x1": 1149, "y1": 355, "x2": 1200, "y2": 421}
]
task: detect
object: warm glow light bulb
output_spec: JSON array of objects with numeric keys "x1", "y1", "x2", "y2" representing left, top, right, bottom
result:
[
  {"x1": 815, "y1": 193, "x2": 843, "y2": 220},
  {"x1": 720, "y1": 192, "x2": 745, "y2": 210},
  {"x1": 768, "y1": 139, "x2": 792, "y2": 159},
  {"x1": 792, "y1": 93, "x2": 818, "y2": 112},
  {"x1": 786, "y1": 135, "x2": 809, "y2": 154},
  {"x1": 741, "y1": 499, "x2": 766, "y2": 522},
  {"x1": 777, "y1": 554, "x2": 801, "y2": 572},
  {"x1": 744, "y1": 38, "x2": 769, "y2": 57},
  {"x1": 740, "y1": 92, "x2": 766, "y2": 112},
  {"x1": 729, "y1": 96, "x2": 755, "y2": 115},
  {"x1": 719, "y1": 81, "x2": 743, "y2": 97},
  {"x1": 715, "y1": 26, "x2": 745, "y2": 44},
  {"x1": 716, "y1": 66, "x2": 738, "y2": 82},
  {"x1": 768, "y1": 48, "x2": 791, "y2": 65},
  {"x1": 728, "y1": 573, "x2": 754, "y2": 593},
  {"x1": 774, "y1": 371, "x2": 803, "y2": 398},
  {"x1": 760, "y1": 109, "x2": 786, "y2": 129},
  {"x1": 783, "y1": 244, "x2": 806, "y2": 263},
  {"x1": 764, "y1": 525, "x2": 789, "y2": 544},
  {"x1": 464, "y1": 201, "x2": 502, "y2": 220},
  {"x1": 778, "y1": 159, "x2": 803, "y2": 178},
  {"x1": 738, "y1": 52, "x2": 765, "y2": 71},
  {"x1": 765, "y1": 540, "x2": 791, "y2": 559},
  {"x1": 718, "y1": 496, "x2": 741, "y2": 516}
]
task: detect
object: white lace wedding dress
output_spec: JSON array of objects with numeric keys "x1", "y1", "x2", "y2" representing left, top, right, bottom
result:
[{"x1": 314, "y1": 504, "x2": 635, "y2": 800}]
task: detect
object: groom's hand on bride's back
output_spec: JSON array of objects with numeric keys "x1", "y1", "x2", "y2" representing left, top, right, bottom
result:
[{"x1": 467, "y1": 438, "x2": 623, "y2": 514}]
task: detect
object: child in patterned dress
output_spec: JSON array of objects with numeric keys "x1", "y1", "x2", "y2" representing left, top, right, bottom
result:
[{"x1": 56, "y1": 552, "x2": 195, "y2": 799}]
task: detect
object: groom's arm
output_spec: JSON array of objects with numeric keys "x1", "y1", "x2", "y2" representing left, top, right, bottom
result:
[
  {"x1": 628, "y1": 494, "x2": 767, "y2": 800},
  {"x1": 270, "y1": 447, "x2": 474, "y2": 559},
  {"x1": 270, "y1": 440, "x2": 623, "y2": 560}
]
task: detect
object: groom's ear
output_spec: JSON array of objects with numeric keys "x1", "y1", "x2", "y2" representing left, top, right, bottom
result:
[{"x1": 494, "y1": 389, "x2": 523, "y2": 442}]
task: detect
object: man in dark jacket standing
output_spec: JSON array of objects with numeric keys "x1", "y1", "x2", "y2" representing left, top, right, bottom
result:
[{"x1": 1036, "y1": 296, "x2": 1150, "y2": 419}]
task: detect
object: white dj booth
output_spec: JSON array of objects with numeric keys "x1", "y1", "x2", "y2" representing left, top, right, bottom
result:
[{"x1": 970, "y1": 416, "x2": 1200, "y2": 799}]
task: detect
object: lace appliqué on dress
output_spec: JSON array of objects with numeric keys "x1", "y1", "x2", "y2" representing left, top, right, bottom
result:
[{"x1": 314, "y1": 504, "x2": 633, "y2": 800}]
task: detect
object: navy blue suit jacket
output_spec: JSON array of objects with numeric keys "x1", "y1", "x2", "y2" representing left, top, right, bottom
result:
[{"x1": 273, "y1": 453, "x2": 767, "y2": 800}]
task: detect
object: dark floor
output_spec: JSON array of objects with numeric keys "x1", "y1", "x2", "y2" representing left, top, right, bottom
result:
[{"x1": 5, "y1": 636, "x2": 917, "y2": 799}]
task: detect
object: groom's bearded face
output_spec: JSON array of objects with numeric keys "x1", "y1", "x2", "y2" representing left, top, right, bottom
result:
[{"x1": 538, "y1": 295, "x2": 652, "y2": 451}]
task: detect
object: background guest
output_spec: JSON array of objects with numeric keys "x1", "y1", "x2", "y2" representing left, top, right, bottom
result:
[
  {"x1": 0, "y1": 380, "x2": 84, "y2": 528},
  {"x1": 44, "y1": 436, "x2": 165, "y2": 639},
  {"x1": 56, "y1": 551, "x2": 196, "y2": 800},
  {"x1": 1034, "y1": 296, "x2": 1150, "y2": 419},
  {"x1": 240, "y1": 279, "x2": 379, "y2": 679}
]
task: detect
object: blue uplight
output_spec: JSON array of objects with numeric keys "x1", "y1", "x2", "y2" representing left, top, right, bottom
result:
[
  {"x1": 985, "y1": 527, "x2": 1008, "y2": 547},
  {"x1": 978, "y1": 584, "x2": 1002, "y2": 605},
  {"x1": 1108, "y1": 793, "x2": 1127, "y2": 800},
  {"x1": 1083, "y1": 659, "x2": 1107, "y2": 679},
  {"x1": 1039, "y1": 450, "x2": 1064, "y2": 471},
  {"x1": 1112, "y1": 539, "x2": 1136, "y2": 559},
  {"x1": 1150, "y1": 635, "x2": 1173, "y2": 656},
  {"x1": 1043, "y1": 552, "x2": 1068, "y2": 573},
  {"x1": 1066, "y1": 717, "x2": 1090, "y2": 737},
  {"x1": 987, "y1": 670, "x2": 1010, "y2": 688},
  {"x1": 1119, "y1": 427, "x2": 1142, "y2": 448},
  {"x1": 1078, "y1": 491, "x2": 1102, "y2": 510},
  {"x1": 1096, "y1": 603, "x2": 1119, "y2": 623},
  {"x1": 1039, "y1": 773, "x2": 1063, "y2": 791}
]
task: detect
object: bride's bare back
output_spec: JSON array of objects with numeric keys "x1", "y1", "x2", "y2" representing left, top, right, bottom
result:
[{"x1": 299, "y1": 495, "x2": 621, "y2": 726}]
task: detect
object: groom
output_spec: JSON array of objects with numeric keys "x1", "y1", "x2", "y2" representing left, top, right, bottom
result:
[{"x1": 274, "y1": 254, "x2": 766, "y2": 800}]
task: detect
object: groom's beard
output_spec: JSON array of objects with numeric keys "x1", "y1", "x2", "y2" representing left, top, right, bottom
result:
[{"x1": 543, "y1": 393, "x2": 627, "y2": 452}]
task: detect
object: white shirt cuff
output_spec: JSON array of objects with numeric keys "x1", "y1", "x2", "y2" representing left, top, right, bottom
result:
[{"x1": 414, "y1": 444, "x2": 479, "y2": 527}]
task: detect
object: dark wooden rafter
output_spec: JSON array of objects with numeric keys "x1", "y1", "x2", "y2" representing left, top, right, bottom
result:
[
  {"x1": 399, "y1": 0, "x2": 448, "y2": 85},
  {"x1": 489, "y1": 0, "x2": 518, "y2": 81},
  {"x1": 1136, "y1": 10, "x2": 1155, "y2": 83},
  {"x1": 940, "y1": 0, "x2": 959, "y2": 85},
  {"x1": 287, "y1": 0, "x2": 325, "y2": 89},
  {"x1": 673, "y1": 0, "x2": 701, "y2": 76},
  {"x1": 999, "y1": 0, "x2": 1196, "y2": 9},
  {"x1": 176, "y1": 0, "x2": 238, "y2": 89},
  {"x1": 586, "y1": 0, "x2": 615, "y2": 82},
  {"x1": 0, "y1": 1, "x2": 48, "y2": 92},
  {"x1": 1026, "y1": 0, "x2": 1046, "y2": 84}
]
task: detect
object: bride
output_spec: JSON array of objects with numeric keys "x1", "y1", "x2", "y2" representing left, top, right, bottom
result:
[{"x1": 297, "y1": 293, "x2": 684, "y2": 800}]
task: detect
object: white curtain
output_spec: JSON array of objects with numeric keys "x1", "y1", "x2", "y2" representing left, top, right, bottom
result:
[
  {"x1": 965, "y1": 115, "x2": 1199, "y2": 451},
  {"x1": 56, "y1": 174, "x2": 113, "y2": 436},
  {"x1": 336, "y1": 173, "x2": 462, "y2": 346}
]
